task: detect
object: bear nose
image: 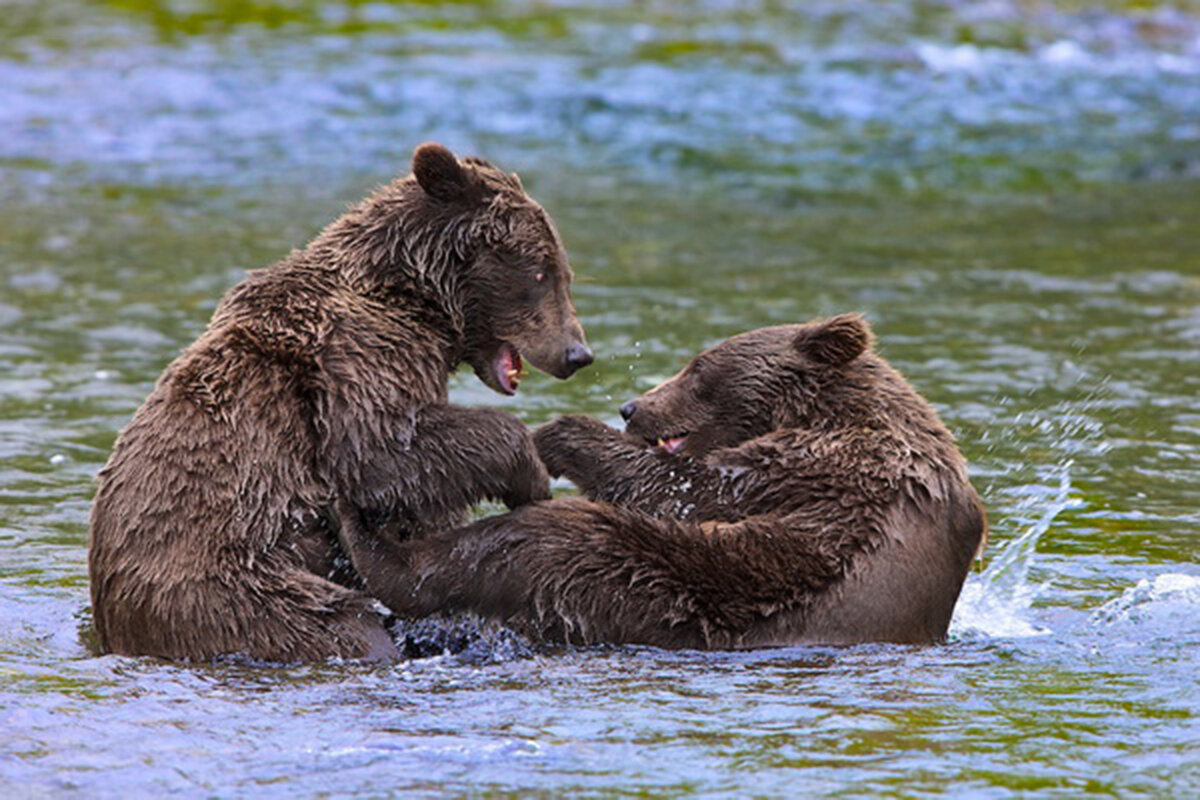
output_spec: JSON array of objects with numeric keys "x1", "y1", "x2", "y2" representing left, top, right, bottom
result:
[
  {"x1": 619, "y1": 400, "x2": 638, "y2": 421},
  {"x1": 564, "y1": 342, "x2": 594, "y2": 371}
]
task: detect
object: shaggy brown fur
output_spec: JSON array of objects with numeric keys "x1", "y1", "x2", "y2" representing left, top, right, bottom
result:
[
  {"x1": 347, "y1": 314, "x2": 986, "y2": 648},
  {"x1": 89, "y1": 143, "x2": 592, "y2": 662}
]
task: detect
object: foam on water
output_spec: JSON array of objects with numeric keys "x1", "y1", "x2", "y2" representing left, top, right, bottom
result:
[
  {"x1": 950, "y1": 462, "x2": 1080, "y2": 639},
  {"x1": 1091, "y1": 572, "x2": 1200, "y2": 626}
]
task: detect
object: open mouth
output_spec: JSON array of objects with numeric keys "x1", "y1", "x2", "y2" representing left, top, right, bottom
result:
[
  {"x1": 649, "y1": 433, "x2": 688, "y2": 454},
  {"x1": 492, "y1": 343, "x2": 526, "y2": 395}
]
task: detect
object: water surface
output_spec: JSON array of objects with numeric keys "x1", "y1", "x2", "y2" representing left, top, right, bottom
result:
[{"x1": 2, "y1": 1, "x2": 1198, "y2": 796}]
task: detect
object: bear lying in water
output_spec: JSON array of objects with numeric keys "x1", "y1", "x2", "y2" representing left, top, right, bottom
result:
[{"x1": 343, "y1": 313, "x2": 987, "y2": 648}]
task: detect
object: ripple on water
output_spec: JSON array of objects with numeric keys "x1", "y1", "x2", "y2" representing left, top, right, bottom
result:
[
  {"x1": 1, "y1": 1, "x2": 1199, "y2": 797},
  {"x1": 2, "y1": 2, "x2": 1200, "y2": 189}
]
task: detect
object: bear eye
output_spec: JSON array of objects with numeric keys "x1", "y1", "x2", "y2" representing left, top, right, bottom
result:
[{"x1": 534, "y1": 272, "x2": 546, "y2": 283}]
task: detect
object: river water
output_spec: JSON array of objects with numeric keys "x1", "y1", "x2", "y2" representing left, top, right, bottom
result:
[{"x1": 2, "y1": 1, "x2": 1198, "y2": 796}]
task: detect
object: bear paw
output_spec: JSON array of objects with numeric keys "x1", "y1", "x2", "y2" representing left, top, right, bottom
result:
[{"x1": 534, "y1": 415, "x2": 617, "y2": 478}]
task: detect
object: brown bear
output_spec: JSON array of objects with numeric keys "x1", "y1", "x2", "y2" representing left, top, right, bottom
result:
[
  {"x1": 88, "y1": 143, "x2": 592, "y2": 662},
  {"x1": 341, "y1": 314, "x2": 986, "y2": 648}
]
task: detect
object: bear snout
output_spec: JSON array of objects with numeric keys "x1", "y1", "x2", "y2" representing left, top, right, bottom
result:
[{"x1": 564, "y1": 342, "x2": 594, "y2": 372}]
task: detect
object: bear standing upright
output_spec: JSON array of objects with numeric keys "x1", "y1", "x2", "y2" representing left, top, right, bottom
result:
[
  {"x1": 348, "y1": 314, "x2": 986, "y2": 647},
  {"x1": 88, "y1": 143, "x2": 592, "y2": 662}
]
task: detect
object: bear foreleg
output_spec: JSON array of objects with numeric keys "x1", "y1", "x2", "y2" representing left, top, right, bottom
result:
[
  {"x1": 379, "y1": 499, "x2": 851, "y2": 649},
  {"x1": 534, "y1": 415, "x2": 756, "y2": 521}
]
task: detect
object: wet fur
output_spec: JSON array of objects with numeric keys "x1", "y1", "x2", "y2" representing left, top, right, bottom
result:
[
  {"x1": 88, "y1": 144, "x2": 588, "y2": 662},
  {"x1": 354, "y1": 315, "x2": 987, "y2": 648}
]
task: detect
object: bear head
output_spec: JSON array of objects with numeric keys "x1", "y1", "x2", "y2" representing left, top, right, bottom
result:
[
  {"x1": 619, "y1": 314, "x2": 875, "y2": 457},
  {"x1": 410, "y1": 143, "x2": 592, "y2": 395}
]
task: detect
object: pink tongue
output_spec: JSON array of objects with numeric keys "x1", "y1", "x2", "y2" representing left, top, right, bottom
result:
[
  {"x1": 496, "y1": 345, "x2": 521, "y2": 394},
  {"x1": 661, "y1": 436, "x2": 687, "y2": 454}
]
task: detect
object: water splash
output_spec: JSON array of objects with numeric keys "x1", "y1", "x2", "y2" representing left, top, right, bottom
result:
[
  {"x1": 950, "y1": 461, "x2": 1080, "y2": 639},
  {"x1": 390, "y1": 615, "x2": 534, "y2": 665},
  {"x1": 1091, "y1": 573, "x2": 1200, "y2": 626}
]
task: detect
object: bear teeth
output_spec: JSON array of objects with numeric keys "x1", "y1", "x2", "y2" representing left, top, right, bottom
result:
[
  {"x1": 493, "y1": 343, "x2": 524, "y2": 394},
  {"x1": 656, "y1": 434, "x2": 688, "y2": 454},
  {"x1": 503, "y1": 367, "x2": 520, "y2": 391}
]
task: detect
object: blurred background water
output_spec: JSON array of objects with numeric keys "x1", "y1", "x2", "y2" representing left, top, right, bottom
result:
[{"x1": 1, "y1": 1, "x2": 1198, "y2": 796}]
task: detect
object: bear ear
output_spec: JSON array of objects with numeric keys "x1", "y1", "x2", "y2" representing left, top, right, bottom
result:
[
  {"x1": 412, "y1": 142, "x2": 470, "y2": 202},
  {"x1": 794, "y1": 313, "x2": 873, "y2": 366}
]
